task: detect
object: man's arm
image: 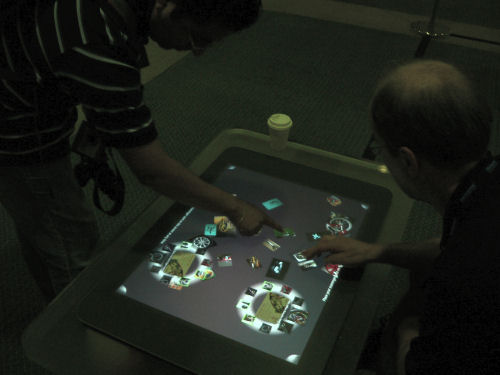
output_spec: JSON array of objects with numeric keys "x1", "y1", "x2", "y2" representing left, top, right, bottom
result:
[
  {"x1": 303, "y1": 236, "x2": 442, "y2": 272},
  {"x1": 118, "y1": 139, "x2": 283, "y2": 235},
  {"x1": 375, "y1": 237, "x2": 442, "y2": 272},
  {"x1": 118, "y1": 139, "x2": 240, "y2": 216}
]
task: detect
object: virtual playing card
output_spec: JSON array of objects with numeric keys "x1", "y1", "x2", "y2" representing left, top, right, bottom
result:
[
  {"x1": 292, "y1": 251, "x2": 307, "y2": 262},
  {"x1": 262, "y1": 198, "x2": 283, "y2": 210},
  {"x1": 263, "y1": 239, "x2": 280, "y2": 252},
  {"x1": 278, "y1": 321, "x2": 293, "y2": 334},
  {"x1": 242, "y1": 314, "x2": 255, "y2": 325},
  {"x1": 281, "y1": 285, "x2": 292, "y2": 294},
  {"x1": 262, "y1": 281, "x2": 274, "y2": 291},
  {"x1": 236, "y1": 300, "x2": 251, "y2": 310},
  {"x1": 259, "y1": 323, "x2": 272, "y2": 334},
  {"x1": 266, "y1": 258, "x2": 290, "y2": 281},
  {"x1": 217, "y1": 254, "x2": 232, "y2": 267},
  {"x1": 214, "y1": 216, "x2": 237, "y2": 236},
  {"x1": 298, "y1": 259, "x2": 318, "y2": 271},
  {"x1": 247, "y1": 256, "x2": 262, "y2": 269}
]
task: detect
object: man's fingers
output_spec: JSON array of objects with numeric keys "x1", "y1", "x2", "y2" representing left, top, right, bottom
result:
[
  {"x1": 263, "y1": 214, "x2": 284, "y2": 233},
  {"x1": 302, "y1": 243, "x2": 328, "y2": 259}
]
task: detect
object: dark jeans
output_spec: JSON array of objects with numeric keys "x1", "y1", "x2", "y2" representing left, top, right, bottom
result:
[{"x1": 0, "y1": 155, "x2": 99, "y2": 302}]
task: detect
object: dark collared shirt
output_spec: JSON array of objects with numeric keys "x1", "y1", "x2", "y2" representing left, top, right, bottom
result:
[
  {"x1": 0, "y1": 0, "x2": 157, "y2": 165},
  {"x1": 406, "y1": 152, "x2": 500, "y2": 374}
]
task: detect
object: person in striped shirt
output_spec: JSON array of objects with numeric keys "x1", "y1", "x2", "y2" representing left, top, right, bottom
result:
[{"x1": 0, "y1": 0, "x2": 283, "y2": 302}]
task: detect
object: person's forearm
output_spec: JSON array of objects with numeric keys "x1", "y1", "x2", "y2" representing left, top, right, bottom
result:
[
  {"x1": 373, "y1": 237, "x2": 442, "y2": 271},
  {"x1": 143, "y1": 155, "x2": 240, "y2": 218}
]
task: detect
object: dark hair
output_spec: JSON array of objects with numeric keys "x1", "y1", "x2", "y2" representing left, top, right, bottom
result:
[
  {"x1": 169, "y1": 0, "x2": 262, "y2": 32},
  {"x1": 370, "y1": 60, "x2": 493, "y2": 170}
]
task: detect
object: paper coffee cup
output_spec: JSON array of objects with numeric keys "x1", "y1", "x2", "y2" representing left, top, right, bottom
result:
[{"x1": 267, "y1": 114, "x2": 293, "y2": 150}]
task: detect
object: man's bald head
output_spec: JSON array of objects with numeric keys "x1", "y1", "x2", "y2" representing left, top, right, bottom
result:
[{"x1": 370, "y1": 60, "x2": 492, "y2": 169}]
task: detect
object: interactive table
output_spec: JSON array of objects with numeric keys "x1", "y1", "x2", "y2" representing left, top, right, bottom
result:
[{"x1": 23, "y1": 129, "x2": 414, "y2": 375}]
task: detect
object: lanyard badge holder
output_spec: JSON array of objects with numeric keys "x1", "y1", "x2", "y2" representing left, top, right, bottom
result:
[
  {"x1": 72, "y1": 123, "x2": 125, "y2": 216},
  {"x1": 73, "y1": 0, "x2": 143, "y2": 217}
]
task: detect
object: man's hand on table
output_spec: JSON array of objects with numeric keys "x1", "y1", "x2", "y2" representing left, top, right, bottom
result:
[
  {"x1": 301, "y1": 235, "x2": 383, "y2": 267},
  {"x1": 228, "y1": 199, "x2": 284, "y2": 236}
]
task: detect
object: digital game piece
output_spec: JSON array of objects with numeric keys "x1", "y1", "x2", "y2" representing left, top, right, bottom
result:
[
  {"x1": 259, "y1": 323, "x2": 272, "y2": 334},
  {"x1": 160, "y1": 275, "x2": 172, "y2": 285},
  {"x1": 278, "y1": 321, "x2": 293, "y2": 334},
  {"x1": 164, "y1": 251, "x2": 196, "y2": 277},
  {"x1": 201, "y1": 259, "x2": 214, "y2": 268},
  {"x1": 150, "y1": 265, "x2": 161, "y2": 274},
  {"x1": 292, "y1": 297, "x2": 304, "y2": 306},
  {"x1": 168, "y1": 282, "x2": 182, "y2": 291},
  {"x1": 242, "y1": 314, "x2": 255, "y2": 325},
  {"x1": 262, "y1": 281, "x2": 274, "y2": 291},
  {"x1": 236, "y1": 300, "x2": 251, "y2": 310},
  {"x1": 217, "y1": 254, "x2": 232, "y2": 267},
  {"x1": 265, "y1": 258, "x2": 290, "y2": 281},
  {"x1": 245, "y1": 287, "x2": 257, "y2": 297},
  {"x1": 214, "y1": 216, "x2": 237, "y2": 236},
  {"x1": 177, "y1": 277, "x2": 191, "y2": 287},
  {"x1": 287, "y1": 310, "x2": 309, "y2": 325},
  {"x1": 281, "y1": 285, "x2": 292, "y2": 294},
  {"x1": 150, "y1": 251, "x2": 167, "y2": 264},
  {"x1": 190, "y1": 235, "x2": 216, "y2": 249},
  {"x1": 247, "y1": 256, "x2": 262, "y2": 269},
  {"x1": 326, "y1": 195, "x2": 342, "y2": 207},
  {"x1": 262, "y1": 198, "x2": 283, "y2": 210},
  {"x1": 194, "y1": 270, "x2": 206, "y2": 280},
  {"x1": 204, "y1": 224, "x2": 217, "y2": 237},
  {"x1": 162, "y1": 243, "x2": 174, "y2": 252},
  {"x1": 326, "y1": 217, "x2": 353, "y2": 235},
  {"x1": 306, "y1": 231, "x2": 331, "y2": 242},
  {"x1": 179, "y1": 241, "x2": 191, "y2": 249},
  {"x1": 202, "y1": 269, "x2": 215, "y2": 280},
  {"x1": 323, "y1": 264, "x2": 340, "y2": 276},
  {"x1": 298, "y1": 259, "x2": 318, "y2": 271},
  {"x1": 263, "y1": 239, "x2": 280, "y2": 252},
  {"x1": 292, "y1": 251, "x2": 307, "y2": 262},
  {"x1": 274, "y1": 228, "x2": 296, "y2": 238}
]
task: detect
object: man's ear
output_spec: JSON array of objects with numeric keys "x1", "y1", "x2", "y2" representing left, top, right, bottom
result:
[{"x1": 399, "y1": 146, "x2": 419, "y2": 178}]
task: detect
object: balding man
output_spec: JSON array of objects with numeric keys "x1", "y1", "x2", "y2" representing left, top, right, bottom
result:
[{"x1": 303, "y1": 60, "x2": 499, "y2": 374}]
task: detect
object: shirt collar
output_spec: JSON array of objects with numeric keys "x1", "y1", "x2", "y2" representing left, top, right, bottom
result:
[{"x1": 441, "y1": 151, "x2": 500, "y2": 248}]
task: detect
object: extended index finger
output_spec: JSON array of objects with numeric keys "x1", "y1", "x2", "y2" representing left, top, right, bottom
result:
[
  {"x1": 301, "y1": 240, "x2": 332, "y2": 259},
  {"x1": 263, "y1": 214, "x2": 284, "y2": 233}
]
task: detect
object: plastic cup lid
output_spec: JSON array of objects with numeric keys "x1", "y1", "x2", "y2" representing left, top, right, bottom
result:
[{"x1": 268, "y1": 114, "x2": 293, "y2": 129}]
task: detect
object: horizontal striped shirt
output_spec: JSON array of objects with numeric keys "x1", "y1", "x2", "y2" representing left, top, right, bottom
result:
[{"x1": 0, "y1": 0, "x2": 157, "y2": 165}]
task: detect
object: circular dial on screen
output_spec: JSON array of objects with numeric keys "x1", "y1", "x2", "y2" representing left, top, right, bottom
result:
[
  {"x1": 326, "y1": 217, "x2": 352, "y2": 235},
  {"x1": 148, "y1": 238, "x2": 215, "y2": 287}
]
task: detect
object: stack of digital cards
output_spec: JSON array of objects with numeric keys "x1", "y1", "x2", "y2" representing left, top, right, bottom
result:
[{"x1": 292, "y1": 251, "x2": 318, "y2": 271}]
